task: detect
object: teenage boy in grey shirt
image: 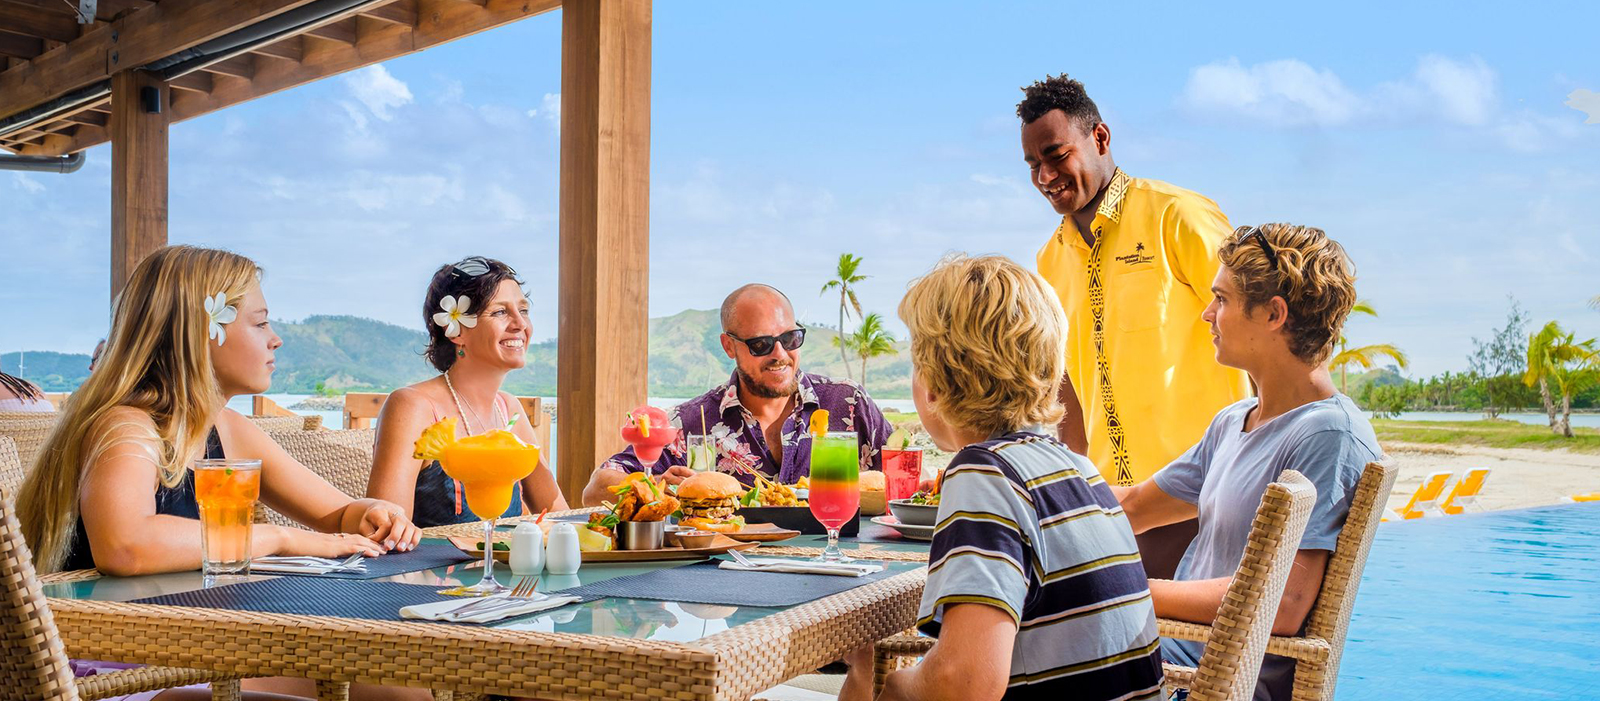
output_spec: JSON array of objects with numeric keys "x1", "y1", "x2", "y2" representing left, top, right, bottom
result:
[{"x1": 1114, "y1": 223, "x2": 1386, "y2": 701}]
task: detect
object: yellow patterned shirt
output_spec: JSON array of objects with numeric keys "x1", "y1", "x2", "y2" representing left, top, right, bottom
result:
[{"x1": 1036, "y1": 169, "x2": 1251, "y2": 485}]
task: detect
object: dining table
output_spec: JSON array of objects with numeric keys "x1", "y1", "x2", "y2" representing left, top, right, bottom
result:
[{"x1": 40, "y1": 510, "x2": 934, "y2": 701}]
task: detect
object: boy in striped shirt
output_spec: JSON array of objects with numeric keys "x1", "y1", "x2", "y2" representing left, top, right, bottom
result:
[{"x1": 842, "y1": 254, "x2": 1163, "y2": 701}]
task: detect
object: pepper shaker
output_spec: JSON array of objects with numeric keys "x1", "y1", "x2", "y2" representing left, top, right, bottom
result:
[
  {"x1": 546, "y1": 522, "x2": 582, "y2": 575},
  {"x1": 509, "y1": 521, "x2": 545, "y2": 576}
]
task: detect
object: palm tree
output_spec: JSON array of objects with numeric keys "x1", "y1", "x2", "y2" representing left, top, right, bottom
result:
[
  {"x1": 1329, "y1": 300, "x2": 1409, "y2": 395},
  {"x1": 1524, "y1": 321, "x2": 1600, "y2": 437},
  {"x1": 835, "y1": 313, "x2": 897, "y2": 392},
  {"x1": 820, "y1": 253, "x2": 867, "y2": 381},
  {"x1": 1590, "y1": 294, "x2": 1600, "y2": 311}
]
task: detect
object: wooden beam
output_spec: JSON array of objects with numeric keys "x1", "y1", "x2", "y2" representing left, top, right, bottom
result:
[
  {"x1": 0, "y1": 0, "x2": 152, "y2": 23},
  {"x1": 0, "y1": 0, "x2": 321, "y2": 121},
  {"x1": 0, "y1": 1, "x2": 87, "y2": 42},
  {"x1": 110, "y1": 70, "x2": 168, "y2": 303},
  {"x1": 359, "y1": 0, "x2": 417, "y2": 27},
  {"x1": 198, "y1": 53, "x2": 255, "y2": 79},
  {"x1": 250, "y1": 37, "x2": 304, "y2": 62},
  {"x1": 304, "y1": 16, "x2": 357, "y2": 44},
  {"x1": 557, "y1": 0, "x2": 652, "y2": 504},
  {"x1": 0, "y1": 30, "x2": 44, "y2": 59},
  {"x1": 166, "y1": 70, "x2": 214, "y2": 94}
]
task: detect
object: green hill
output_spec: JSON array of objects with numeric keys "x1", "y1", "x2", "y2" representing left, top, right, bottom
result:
[{"x1": 6, "y1": 310, "x2": 913, "y2": 399}]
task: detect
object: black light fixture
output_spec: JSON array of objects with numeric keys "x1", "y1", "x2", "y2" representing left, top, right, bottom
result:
[{"x1": 141, "y1": 85, "x2": 161, "y2": 114}]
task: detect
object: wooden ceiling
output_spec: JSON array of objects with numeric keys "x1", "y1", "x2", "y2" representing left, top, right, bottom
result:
[{"x1": 0, "y1": 0, "x2": 559, "y2": 156}]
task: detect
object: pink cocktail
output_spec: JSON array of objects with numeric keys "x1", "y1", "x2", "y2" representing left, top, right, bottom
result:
[
  {"x1": 808, "y1": 431, "x2": 860, "y2": 561},
  {"x1": 621, "y1": 405, "x2": 680, "y2": 464}
]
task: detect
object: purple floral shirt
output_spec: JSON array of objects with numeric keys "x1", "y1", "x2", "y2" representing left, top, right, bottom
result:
[{"x1": 599, "y1": 371, "x2": 892, "y2": 486}]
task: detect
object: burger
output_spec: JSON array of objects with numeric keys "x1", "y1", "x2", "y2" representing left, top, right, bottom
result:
[{"x1": 677, "y1": 471, "x2": 746, "y2": 533}]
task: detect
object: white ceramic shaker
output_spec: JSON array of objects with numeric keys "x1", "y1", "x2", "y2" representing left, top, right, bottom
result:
[
  {"x1": 545, "y1": 522, "x2": 582, "y2": 575},
  {"x1": 509, "y1": 521, "x2": 545, "y2": 576}
]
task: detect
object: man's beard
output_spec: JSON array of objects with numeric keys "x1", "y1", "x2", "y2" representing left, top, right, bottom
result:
[{"x1": 737, "y1": 363, "x2": 798, "y2": 399}]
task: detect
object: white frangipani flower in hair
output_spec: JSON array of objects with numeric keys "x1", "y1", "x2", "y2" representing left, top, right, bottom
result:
[
  {"x1": 204, "y1": 292, "x2": 237, "y2": 346},
  {"x1": 432, "y1": 295, "x2": 477, "y2": 338}
]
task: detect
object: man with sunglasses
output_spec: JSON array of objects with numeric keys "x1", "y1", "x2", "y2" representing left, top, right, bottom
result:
[
  {"x1": 583, "y1": 284, "x2": 891, "y2": 506},
  {"x1": 1021, "y1": 74, "x2": 1251, "y2": 577}
]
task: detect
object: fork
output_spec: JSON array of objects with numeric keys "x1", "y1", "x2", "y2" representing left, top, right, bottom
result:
[{"x1": 443, "y1": 577, "x2": 543, "y2": 620}]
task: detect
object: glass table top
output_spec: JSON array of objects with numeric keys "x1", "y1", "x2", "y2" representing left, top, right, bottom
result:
[{"x1": 42, "y1": 518, "x2": 929, "y2": 642}]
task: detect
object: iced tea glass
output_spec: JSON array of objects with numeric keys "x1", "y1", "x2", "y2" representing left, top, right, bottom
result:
[{"x1": 193, "y1": 458, "x2": 262, "y2": 582}]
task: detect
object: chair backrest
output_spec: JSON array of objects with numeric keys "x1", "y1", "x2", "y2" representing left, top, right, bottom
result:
[
  {"x1": 0, "y1": 485, "x2": 80, "y2": 701},
  {"x1": 246, "y1": 415, "x2": 318, "y2": 433},
  {"x1": 1440, "y1": 467, "x2": 1489, "y2": 515},
  {"x1": 1187, "y1": 470, "x2": 1316, "y2": 701},
  {"x1": 1296, "y1": 461, "x2": 1398, "y2": 699},
  {"x1": 255, "y1": 429, "x2": 379, "y2": 530},
  {"x1": 0, "y1": 438, "x2": 23, "y2": 503},
  {"x1": 1397, "y1": 470, "x2": 1451, "y2": 519},
  {"x1": 344, "y1": 392, "x2": 551, "y2": 450},
  {"x1": 0, "y1": 414, "x2": 59, "y2": 476}
]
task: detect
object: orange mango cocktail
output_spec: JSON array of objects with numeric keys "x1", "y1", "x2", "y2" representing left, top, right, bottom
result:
[
  {"x1": 193, "y1": 459, "x2": 262, "y2": 578},
  {"x1": 415, "y1": 418, "x2": 540, "y2": 519}
]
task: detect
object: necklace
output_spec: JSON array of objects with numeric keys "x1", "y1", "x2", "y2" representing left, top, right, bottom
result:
[{"x1": 443, "y1": 371, "x2": 504, "y2": 435}]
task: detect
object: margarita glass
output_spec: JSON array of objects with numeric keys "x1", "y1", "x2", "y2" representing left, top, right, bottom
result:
[
  {"x1": 438, "y1": 430, "x2": 540, "y2": 596},
  {"x1": 621, "y1": 406, "x2": 679, "y2": 464},
  {"x1": 808, "y1": 431, "x2": 860, "y2": 562}
]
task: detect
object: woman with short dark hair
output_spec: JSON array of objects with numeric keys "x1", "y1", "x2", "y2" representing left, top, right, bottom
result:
[{"x1": 368, "y1": 256, "x2": 567, "y2": 527}]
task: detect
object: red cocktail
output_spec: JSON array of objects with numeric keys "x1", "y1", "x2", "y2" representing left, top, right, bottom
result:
[
  {"x1": 621, "y1": 406, "x2": 680, "y2": 464},
  {"x1": 808, "y1": 431, "x2": 860, "y2": 561}
]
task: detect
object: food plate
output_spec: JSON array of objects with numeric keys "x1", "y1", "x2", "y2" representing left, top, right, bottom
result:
[
  {"x1": 871, "y1": 515, "x2": 935, "y2": 541},
  {"x1": 449, "y1": 533, "x2": 758, "y2": 563},
  {"x1": 887, "y1": 499, "x2": 939, "y2": 526},
  {"x1": 722, "y1": 523, "x2": 802, "y2": 543}
]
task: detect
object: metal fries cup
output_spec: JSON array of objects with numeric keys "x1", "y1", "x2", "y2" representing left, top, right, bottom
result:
[{"x1": 618, "y1": 520, "x2": 665, "y2": 550}]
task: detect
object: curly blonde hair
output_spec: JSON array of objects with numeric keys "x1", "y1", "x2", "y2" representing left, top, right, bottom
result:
[
  {"x1": 899, "y1": 254, "x2": 1066, "y2": 436},
  {"x1": 1219, "y1": 223, "x2": 1357, "y2": 366}
]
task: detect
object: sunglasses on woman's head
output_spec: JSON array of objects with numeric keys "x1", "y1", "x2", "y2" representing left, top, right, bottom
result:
[
  {"x1": 450, "y1": 257, "x2": 506, "y2": 278},
  {"x1": 725, "y1": 325, "x2": 806, "y2": 356}
]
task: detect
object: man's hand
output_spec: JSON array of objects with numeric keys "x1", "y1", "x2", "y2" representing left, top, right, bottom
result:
[{"x1": 661, "y1": 465, "x2": 696, "y2": 486}]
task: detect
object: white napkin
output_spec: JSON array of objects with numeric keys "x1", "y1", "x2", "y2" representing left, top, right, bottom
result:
[
  {"x1": 718, "y1": 558, "x2": 884, "y2": 577},
  {"x1": 251, "y1": 556, "x2": 368, "y2": 575},
  {"x1": 400, "y1": 594, "x2": 580, "y2": 624}
]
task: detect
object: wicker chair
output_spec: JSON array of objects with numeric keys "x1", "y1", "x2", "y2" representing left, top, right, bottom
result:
[
  {"x1": 1160, "y1": 461, "x2": 1397, "y2": 701},
  {"x1": 0, "y1": 437, "x2": 23, "y2": 502},
  {"x1": 0, "y1": 413, "x2": 58, "y2": 475},
  {"x1": 0, "y1": 485, "x2": 244, "y2": 701},
  {"x1": 245, "y1": 415, "x2": 322, "y2": 432},
  {"x1": 256, "y1": 429, "x2": 377, "y2": 528},
  {"x1": 871, "y1": 471, "x2": 1317, "y2": 701}
]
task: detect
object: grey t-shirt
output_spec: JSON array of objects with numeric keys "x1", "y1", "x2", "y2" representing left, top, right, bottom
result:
[{"x1": 1152, "y1": 393, "x2": 1384, "y2": 701}]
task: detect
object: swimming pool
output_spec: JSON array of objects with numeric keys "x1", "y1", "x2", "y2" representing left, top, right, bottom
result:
[{"x1": 1338, "y1": 502, "x2": 1600, "y2": 699}]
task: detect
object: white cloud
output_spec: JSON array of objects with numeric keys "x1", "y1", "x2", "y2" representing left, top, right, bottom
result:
[
  {"x1": 343, "y1": 65, "x2": 413, "y2": 121},
  {"x1": 1409, "y1": 55, "x2": 1496, "y2": 126},
  {"x1": 10, "y1": 173, "x2": 44, "y2": 194},
  {"x1": 1566, "y1": 88, "x2": 1600, "y2": 124},
  {"x1": 526, "y1": 92, "x2": 561, "y2": 131},
  {"x1": 1180, "y1": 58, "x2": 1361, "y2": 127}
]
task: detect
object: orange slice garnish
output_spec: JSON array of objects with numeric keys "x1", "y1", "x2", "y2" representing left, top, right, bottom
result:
[{"x1": 808, "y1": 409, "x2": 829, "y2": 437}]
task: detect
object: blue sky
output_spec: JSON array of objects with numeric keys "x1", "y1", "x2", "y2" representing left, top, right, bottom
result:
[{"x1": 3, "y1": 0, "x2": 1598, "y2": 378}]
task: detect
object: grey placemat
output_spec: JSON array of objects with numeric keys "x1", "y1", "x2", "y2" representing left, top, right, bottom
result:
[
  {"x1": 547, "y1": 559, "x2": 898, "y2": 608},
  {"x1": 268, "y1": 542, "x2": 478, "y2": 580},
  {"x1": 130, "y1": 576, "x2": 596, "y2": 623}
]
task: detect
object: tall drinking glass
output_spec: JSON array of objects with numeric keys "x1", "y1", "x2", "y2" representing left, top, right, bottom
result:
[
  {"x1": 808, "y1": 431, "x2": 860, "y2": 562},
  {"x1": 685, "y1": 435, "x2": 718, "y2": 473},
  {"x1": 193, "y1": 458, "x2": 261, "y2": 582},
  {"x1": 882, "y1": 447, "x2": 924, "y2": 502}
]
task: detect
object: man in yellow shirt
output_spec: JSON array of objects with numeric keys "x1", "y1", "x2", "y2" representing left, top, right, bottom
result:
[{"x1": 1021, "y1": 74, "x2": 1251, "y2": 574}]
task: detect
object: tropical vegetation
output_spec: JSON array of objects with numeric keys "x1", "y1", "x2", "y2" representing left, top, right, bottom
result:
[
  {"x1": 836, "y1": 313, "x2": 898, "y2": 393},
  {"x1": 820, "y1": 253, "x2": 867, "y2": 382},
  {"x1": 1523, "y1": 321, "x2": 1600, "y2": 437},
  {"x1": 1328, "y1": 300, "x2": 1408, "y2": 395}
]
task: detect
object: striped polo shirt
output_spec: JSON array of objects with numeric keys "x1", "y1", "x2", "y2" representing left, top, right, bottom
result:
[{"x1": 918, "y1": 429, "x2": 1163, "y2": 700}]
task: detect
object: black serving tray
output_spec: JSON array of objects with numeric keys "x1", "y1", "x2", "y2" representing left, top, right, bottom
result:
[{"x1": 737, "y1": 506, "x2": 859, "y2": 536}]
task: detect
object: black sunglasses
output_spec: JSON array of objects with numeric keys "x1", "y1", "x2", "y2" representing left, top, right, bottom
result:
[
  {"x1": 451, "y1": 256, "x2": 513, "y2": 278},
  {"x1": 725, "y1": 325, "x2": 806, "y2": 357},
  {"x1": 1243, "y1": 229, "x2": 1279, "y2": 270}
]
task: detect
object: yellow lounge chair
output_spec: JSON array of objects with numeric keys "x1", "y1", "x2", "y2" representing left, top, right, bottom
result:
[
  {"x1": 1384, "y1": 470, "x2": 1453, "y2": 521},
  {"x1": 1439, "y1": 468, "x2": 1490, "y2": 515}
]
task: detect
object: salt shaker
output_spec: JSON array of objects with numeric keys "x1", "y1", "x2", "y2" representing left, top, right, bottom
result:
[
  {"x1": 509, "y1": 521, "x2": 545, "y2": 576},
  {"x1": 545, "y1": 522, "x2": 582, "y2": 575}
]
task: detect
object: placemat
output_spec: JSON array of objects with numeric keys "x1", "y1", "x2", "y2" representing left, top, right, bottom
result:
[
  {"x1": 546, "y1": 559, "x2": 897, "y2": 608},
  {"x1": 271, "y1": 542, "x2": 478, "y2": 580},
  {"x1": 130, "y1": 576, "x2": 598, "y2": 623}
]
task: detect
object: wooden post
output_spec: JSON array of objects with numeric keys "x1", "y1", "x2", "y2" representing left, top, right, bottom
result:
[
  {"x1": 558, "y1": 0, "x2": 651, "y2": 503},
  {"x1": 110, "y1": 69, "x2": 170, "y2": 302}
]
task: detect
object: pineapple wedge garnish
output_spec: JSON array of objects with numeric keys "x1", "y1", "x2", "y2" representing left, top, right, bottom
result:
[{"x1": 413, "y1": 417, "x2": 459, "y2": 461}]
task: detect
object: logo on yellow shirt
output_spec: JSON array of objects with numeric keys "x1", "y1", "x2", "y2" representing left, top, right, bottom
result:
[{"x1": 1114, "y1": 241, "x2": 1155, "y2": 267}]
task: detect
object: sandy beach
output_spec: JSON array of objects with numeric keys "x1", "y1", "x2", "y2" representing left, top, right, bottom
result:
[{"x1": 1380, "y1": 441, "x2": 1600, "y2": 513}]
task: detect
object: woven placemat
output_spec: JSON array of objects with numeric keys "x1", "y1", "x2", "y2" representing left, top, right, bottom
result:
[
  {"x1": 268, "y1": 542, "x2": 478, "y2": 580},
  {"x1": 546, "y1": 560, "x2": 898, "y2": 608},
  {"x1": 130, "y1": 576, "x2": 597, "y2": 623}
]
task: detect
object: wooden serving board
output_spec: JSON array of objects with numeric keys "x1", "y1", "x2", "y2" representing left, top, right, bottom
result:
[
  {"x1": 724, "y1": 523, "x2": 802, "y2": 543},
  {"x1": 449, "y1": 533, "x2": 759, "y2": 563}
]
